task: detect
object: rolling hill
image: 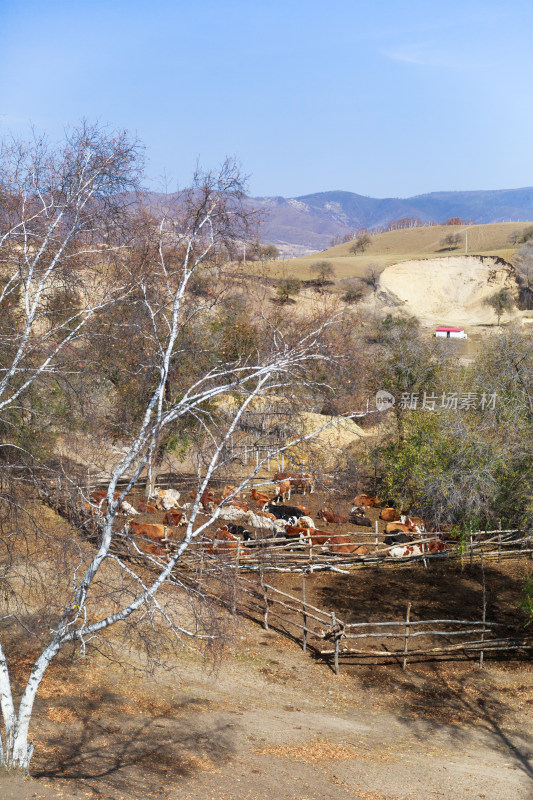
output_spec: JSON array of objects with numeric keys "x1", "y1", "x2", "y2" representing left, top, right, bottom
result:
[
  {"x1": 251, "y1": 187, "x2": 533, "y2": 253},
  {"x1": 258, "y1": 222, "x2": 533, "y2": 336},
  {"x1": 265, "y1": 221, "x2": 530, "y2": 281}
]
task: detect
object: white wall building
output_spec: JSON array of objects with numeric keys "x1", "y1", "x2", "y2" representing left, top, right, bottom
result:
[{"x1": 434, "y1": 327, "x2": 468, "y2": 339}]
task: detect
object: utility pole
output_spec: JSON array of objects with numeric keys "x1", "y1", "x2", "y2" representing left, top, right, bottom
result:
[{"x1": 465, "y1": 228, "x2": 468, "y2": 255}]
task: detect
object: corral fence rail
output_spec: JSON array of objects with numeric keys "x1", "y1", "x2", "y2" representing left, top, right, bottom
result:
[
  {"x1": 166, "y1": 543, "x2": 533, "y2": 674},
  {"x1": 176, "y1": 528, "x2": 533, "y2": 574}
]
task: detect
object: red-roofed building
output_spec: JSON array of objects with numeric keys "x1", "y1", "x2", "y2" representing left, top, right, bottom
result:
[{"x1": 434, "y1": 327, "x2": 467, "y2": 339}]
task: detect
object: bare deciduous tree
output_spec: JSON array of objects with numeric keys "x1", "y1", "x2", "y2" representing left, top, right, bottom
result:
[
  {"x1": 309, "y1": 260, "x2": 335, "y2": 285},
  {"x1": 440, "y1": 232, "x2": 461, "y2": 250},
  {"x1": 361, "y1": 263, "x2": 381, "y2": 295},
  {"x1": 0, "y1": 128, "x2": 344, "y2": 773},
  {"x1": 0, "y1": 121, "x2": 142, "y2": 419},
  {"x1": 349, "y1": 232, "x2": 372, "y2": 255}
]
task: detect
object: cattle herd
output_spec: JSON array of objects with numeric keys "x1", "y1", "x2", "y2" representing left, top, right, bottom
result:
[{"x1": 81, "y1": 477, "x2": 450, "y2": 561}]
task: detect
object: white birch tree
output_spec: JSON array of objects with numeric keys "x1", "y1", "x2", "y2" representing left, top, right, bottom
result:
[
  {"x1": 0, "y1": 132, "x2": 342, "y2": 772},
  {"x1": 0, "y1": 121, "x2": 147, "y2": 770},
  {"x1": 0, "y1": 120, "x2": 143, "y2": 418}
]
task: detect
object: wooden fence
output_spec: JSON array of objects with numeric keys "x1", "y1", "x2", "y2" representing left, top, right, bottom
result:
[
  {"x1": 38, "y1": 486, "x2": 533, "y2": 675},
  {"x1": 167, "y1": 556, "x2": 533, "y2": 675},
  {"x1": 175, "y1": 528, "x2": 533, "y2": 575}
]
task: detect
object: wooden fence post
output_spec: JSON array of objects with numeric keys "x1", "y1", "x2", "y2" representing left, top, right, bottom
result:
[
  {"x1": 331, "y1": 612, "x2": 340, "y2": 676},
  {"x1": 479, "y1": 553, "x2": 486, "y2": 669},
  {"x1": 309, "y1": 541, "x2": 314, "y2": 573},
  {"x1": 402, "y1": 601, "x2": 411, "y2": 671},
  {"x1": 302, "y1": 576, "x2": 307, "y2": 652},
  {"x1": 498, "y1": 521, "x2": 502, "y2": 564},
  {"x1": 422, "y1": 536, "x2": 428, "y2": 569},
  {"x1": 469, "y1": 534, "x2": 473, "y2": 568},
  {"x1": 375, "y1": 520, "x2": 379, "y2": 568},
  {"x1": 231, "y1": 542, "x2": 240, "y2": 615},
  {"x1": 261, "y1": 572, "x2": 269, "y2": 630}
]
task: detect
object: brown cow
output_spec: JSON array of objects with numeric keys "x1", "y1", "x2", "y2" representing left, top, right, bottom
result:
[
  {"x1": 309, "y1": 529, "x2": 337, "y2": 544},
  {"x1": 89, "y1": 490, "x2": 108, "y2": 504},
  {"x1": 402, "y1": 515, "x2": 425, "y2": 531},
  {"x1": 163, "y1": 510, "x2": 185, "y2": 527},
  {"x1": 327, "y1": 536, "x2": 370, "y2": 556},
  {"x1": 137, "y1": 498, "x2": 157, "y2": 514},
  {"x1": 353, "y1": 494, "x2": 381, "y2": 508},
  {"x1": 227, "y1": 500, "x2": 250, "y2": 512},
  {"x1": 88, "y1": 490, "x2": 131, "y2": 515},
  {"x1": 317, "y1": 508, "x2": 348, "y2": 525},
  {"x1": 199, "y1": 489, "x2": 221, "y2": 508},
  {"x1": 290, "y1": 475, "x2": 314, "y2": 495},
  {"x1": 127, "y1": 521, "x2": 169, "y2": 556},
  {"x1": 251, "y1": 488, "x2": 270, "y2": 507},
  {"x1": 273, "y1": 472, "x2": 294, "y2": 481},
  {"x1": 274, "y1": 480, "x2": 291, "y2": 502},
  {"x1": 89, "y1": 490, "x2": 118, "y2": 508},
  {"x1": 285, "y1": 524, "x2": 312, "y2": 539},
  {"x1": 274, "y1": 472, "x2": 315, "y2": 494},
  {"x1": 204, "y1": 527, "x2": 239, "y2": 555},
  {"x1": 379, "y1": 508, "x2": 401, "y2": 522},
  {"x1": 384, "y1": 522, "x2": 413, "y2": 534},
  {"x1": 308, "y1": 531, "x2": 368, "y2": 555}
]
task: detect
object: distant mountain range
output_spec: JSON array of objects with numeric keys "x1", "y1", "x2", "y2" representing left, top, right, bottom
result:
[{"x1": 249, "y1": 187, "x2": 533, "y2": 254}]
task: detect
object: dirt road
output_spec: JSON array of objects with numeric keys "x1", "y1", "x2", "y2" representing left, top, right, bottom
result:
[{"x1": 4, "y1": 605, "x2": 532, "y2": 800}]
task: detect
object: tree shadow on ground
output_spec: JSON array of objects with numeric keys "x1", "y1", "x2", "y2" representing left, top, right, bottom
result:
[
  {"x1": 315, "y1": 562, "x2": 529, "y2": 628},
  {"x1": 358, "y1": 661, "x2": 533, "y2": 786},
  {"x1": 32, "y1": 696, "x2": 235, "y2": 799}
]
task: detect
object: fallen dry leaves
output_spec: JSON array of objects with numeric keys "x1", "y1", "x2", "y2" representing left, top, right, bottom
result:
[
  {"x1": 255, "y1": 737, "x2": 399, "y2": 765},
  {"x1": 45, "y1": 706, "x2": 78, "y2": 723},
  {"x1": 177, "y1": 753, "x2": 222, "y2": 774},
  {"x1": 254, "y1": 737, "x2": 358, "y2": 762},
  {"x1": 353, "y1": 793, "x2": 414, "y2": 800}
]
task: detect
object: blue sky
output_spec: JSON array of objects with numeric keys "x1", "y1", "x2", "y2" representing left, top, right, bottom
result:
[{"x1": 1, "y1": 0, "x2": 532, "y2": 198}]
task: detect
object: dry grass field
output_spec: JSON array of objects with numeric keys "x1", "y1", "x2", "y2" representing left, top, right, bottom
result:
[{"x1": 263, "y1": 222, "x2": 532, "y2": 282}]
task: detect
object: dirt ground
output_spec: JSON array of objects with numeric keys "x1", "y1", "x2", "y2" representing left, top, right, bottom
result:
[
  {"x1": 4, "y1": 486, "x2": 532, "y2": 800},
  {"x1": 3, "y1": 554, "x2": 533, "y2": 800}
]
